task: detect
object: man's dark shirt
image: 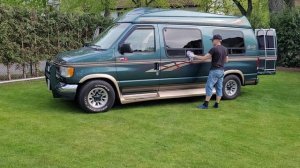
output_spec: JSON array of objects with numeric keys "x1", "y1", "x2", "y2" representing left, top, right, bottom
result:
[{"x1": 208, "y1": 45, "x2": 228, "y2": 70}]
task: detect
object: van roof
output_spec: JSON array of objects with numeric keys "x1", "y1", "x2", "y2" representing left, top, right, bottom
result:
[{"x1": 117, "y1": 8, "x2": 252, "y2": 29}]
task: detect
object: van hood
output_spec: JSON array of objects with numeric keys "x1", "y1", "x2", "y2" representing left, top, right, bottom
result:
[{"x1": 55, "y1": 47, "x2": 114, "y2": 64}]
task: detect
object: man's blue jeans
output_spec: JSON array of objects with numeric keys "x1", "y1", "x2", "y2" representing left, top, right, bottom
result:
[{"x1": 205, "y1": 69, "x2": 224, "y2": 97}]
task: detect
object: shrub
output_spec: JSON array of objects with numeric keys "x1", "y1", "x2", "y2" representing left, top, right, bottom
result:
[
  {"x1": 270, "y1": 8, "x2": 300, "y2": 67},
  {"x1": 0, "y1": 5, "x2": 113, "y2": 79}
]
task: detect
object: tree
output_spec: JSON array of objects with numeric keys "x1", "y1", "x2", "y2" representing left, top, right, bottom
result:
[
  {"x1": 131, "y1": 0, "x2": 167, "y2": 8},
  {"x1": 269, "y1": 0, "x2": 286, "y2": 13},
  {"x1": 232, "y1": 0, "x2": 253, "y2": 17},
  {"x1": 14, "y1": 7, "x2": 33, "y2": 78},
  {"x1": 268, "y1": 0, "x2": 295, "y2": 13},
  {"x1": 270, "y1": 8, "x2": 300, "y2": 67},
  {"x1": 248, "y1": 0, "x2": 270, "y2": 28},
  {"x1": 0, "y1": 4, "x2": 112, "y2": 80},
  {"x1": 193, "y1": 0, "x2": 227, "y2": 13},
  {"x1": 0, "y1": 20, "x2": 19, "y2": 80},
  {"x1": 285, "y1": 0, "x2": 295, "y2": 7},
  {"x1": 101, "y1": 0, "x2": 112, "y2": 17},
  {"x1": 0, "y1": 0, "x2": 48, "y2": 9},
  {"x1": 60, "y1": 0, "x2": 116, "y2": 16}
]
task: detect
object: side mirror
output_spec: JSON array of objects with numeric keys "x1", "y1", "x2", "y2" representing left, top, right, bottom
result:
[
  {"x1": 119, "y1": 43, "x2": 133, "y2": 54},
  {"x1": 84, "y1": 42, "x2": 90, "y2": 47}
]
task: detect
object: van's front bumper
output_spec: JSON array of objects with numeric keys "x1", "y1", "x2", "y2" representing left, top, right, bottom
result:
[
  {"x1": 45, "y1": 61, "x2": 77, "y2": 99},
  {"x1": 55, "y1": 83, "x2": 78, "y2": 99}
]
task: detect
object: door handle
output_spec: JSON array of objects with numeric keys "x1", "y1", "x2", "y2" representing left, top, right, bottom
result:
[
  {"x1": 154, "y1": 62, "x2": 160, "y2": 70},
  {"x1": 154, "y1": 62, "x2": 160, "y2": 76},
  {"x1": 118, "y1": 56, "x2": 128, "y2": 62}
]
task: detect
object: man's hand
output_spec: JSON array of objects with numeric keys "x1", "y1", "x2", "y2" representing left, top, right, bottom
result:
[
  {"x1": 186, "y1": 51, "x2": 196, "y2": 61},
  {"x1": 225, "y1": 56, "x2": 229, "y2": 63},
  {"x1": 187, "y1": 51, "x2": 212, "y2": 62}
]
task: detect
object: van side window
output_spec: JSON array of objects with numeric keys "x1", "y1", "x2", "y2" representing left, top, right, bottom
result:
[
  {"x1": 213, "y1": 30, "x2": 245, "y2": 55},
  {"x1": 163, "y1": 28, "x2": 203, "y2": 58},
  {"x1": 124, "y1": 27, "x2": 155, "y2": 52}
]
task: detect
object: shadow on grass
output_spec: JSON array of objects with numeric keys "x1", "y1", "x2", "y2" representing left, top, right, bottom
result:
[
  {"x1": 113, "y1": 96, "x2": 204, "y2": 110},
  {"x1": 45, "y1": 96, "x2": 204, "y2": 114},
  {"x1": 45, "y1": 89, "x2": 252, "y2": 114},
  {"x1": 113, "y1": 89, "x2": 254, "y2": 111},
  {"x1": 45, "y1": 99, "x2": 83, "y2": 114}
]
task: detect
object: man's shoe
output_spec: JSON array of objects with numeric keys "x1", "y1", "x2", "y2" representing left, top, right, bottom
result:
[
  {"x1": 213, "y1": 103, "x2": 219, "y2": 108},
  {"x1": 197, "y1": 104, "x2": 208, "y2": 109}
]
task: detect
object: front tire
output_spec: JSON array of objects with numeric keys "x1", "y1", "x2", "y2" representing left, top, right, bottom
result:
[
  {"x1": 222, "y1": 75, "x2": 241, "y2": 100},
  {"x1": 78, "y1": 80, "x2": 115, "y2": 113}
]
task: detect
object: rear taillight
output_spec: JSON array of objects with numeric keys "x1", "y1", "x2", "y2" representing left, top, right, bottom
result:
[{"x1": 256, "y1": 57, "x2": 260, "y2": 69}]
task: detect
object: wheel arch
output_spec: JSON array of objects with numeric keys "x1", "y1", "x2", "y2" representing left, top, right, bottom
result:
[
  {"x1": 224, "y1": 70, "x2": 244, "y2": 85},
  {"x1": 77, "y1": 74, "x2": 122, "y2": 102}
]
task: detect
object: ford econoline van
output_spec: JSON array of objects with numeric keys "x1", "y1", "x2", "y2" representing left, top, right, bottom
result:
[{"x1": 45, "y1": 8, "x2": 277, "y2": 113}]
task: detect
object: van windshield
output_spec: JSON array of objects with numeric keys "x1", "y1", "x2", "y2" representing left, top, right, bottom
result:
[{"x1": 91, "y1": 23, "x2": 130, "y2": 49}]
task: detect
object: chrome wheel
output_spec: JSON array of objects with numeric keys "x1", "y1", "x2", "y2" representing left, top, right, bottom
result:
[
  {"x1": 87, "y1": 88, "x2": 108, "y2": 109},
  {"x1": 225, "y1": 79, "x2": 238, "y2": 96}
]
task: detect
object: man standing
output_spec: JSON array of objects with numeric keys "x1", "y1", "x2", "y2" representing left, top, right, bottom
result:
[{"x1": 188, "y1": 34, "x2": 228, "y2": 109}]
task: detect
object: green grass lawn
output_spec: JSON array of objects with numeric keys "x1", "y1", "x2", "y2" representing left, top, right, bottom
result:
[{"x1": 0, "y1": 71, "x2": 299, "y2": 168}]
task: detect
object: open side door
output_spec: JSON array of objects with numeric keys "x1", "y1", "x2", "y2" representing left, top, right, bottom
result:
[{"x1": 255, "y1": 29, "x2": 277, "y2": 74}]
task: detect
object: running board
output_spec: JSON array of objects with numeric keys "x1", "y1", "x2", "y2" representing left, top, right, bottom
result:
[
  {"x1": 121, "y1": 88, "x2": 214, "y2": 104},
  {"x1": 123, "y1": 92, "x2": 158, "y2": 101}
]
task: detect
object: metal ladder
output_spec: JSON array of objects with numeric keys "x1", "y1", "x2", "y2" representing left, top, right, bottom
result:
[{"x1": 255, "y1": 29, "x2": 278, "y2": 74}]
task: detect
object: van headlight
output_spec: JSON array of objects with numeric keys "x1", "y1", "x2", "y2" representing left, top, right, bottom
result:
[{"x1": 59, "y1": 66, "x2": 74, "y2": 78}]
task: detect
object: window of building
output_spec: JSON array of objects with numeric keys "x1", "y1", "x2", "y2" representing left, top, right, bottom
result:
[
  {"x1": 213, "y1": 30, "x2": 245, "y2": 55},
  {"x1": 163, "y1": 28, "x2": 203, "y2": 58}
]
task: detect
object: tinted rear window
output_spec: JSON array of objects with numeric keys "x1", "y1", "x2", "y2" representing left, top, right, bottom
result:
[
  {"x1": 213, "y1": 30, "x2": 245, "y2": 55},
  {"x1": 163, "y1": 28, "x2": 203, "y2": 58}
]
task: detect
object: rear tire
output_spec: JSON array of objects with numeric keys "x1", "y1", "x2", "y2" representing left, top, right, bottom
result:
[
  {"x1": 222, "y1": 75, "x2": 241, "y2": 100},
  {"x1": 78, "y1": 80, "x2": 115, "y2": 113}
]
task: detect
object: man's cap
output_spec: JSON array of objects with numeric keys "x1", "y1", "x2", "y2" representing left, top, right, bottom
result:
[{"x1": 211, "y1": 34, "x2": 222, "y2": 41}]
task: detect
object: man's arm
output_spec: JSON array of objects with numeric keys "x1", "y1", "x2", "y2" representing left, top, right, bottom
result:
[
  {"x1": 194, "y1": 53, "x2": 212, "y2": 61},
  {"x1": 225, "y1": 48, "x2": 229, "y2": 63}
]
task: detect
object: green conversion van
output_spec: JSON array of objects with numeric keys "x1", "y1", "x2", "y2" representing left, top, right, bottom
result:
[{"x1": 45, "y1": 8, "x2": 277, "y2": 113}]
